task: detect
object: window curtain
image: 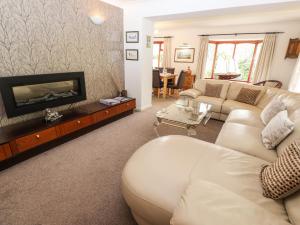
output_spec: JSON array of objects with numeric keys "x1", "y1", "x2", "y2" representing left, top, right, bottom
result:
[
  {"x1": 196, "y1": 36, "x2": 209, "y2": 79},
  {"x1": 162, "y1": 37, "x2": 172, "y2": 68},
  {"x1": 288, "y1": 54, "x2": 300, "y2": 93},
  {"x1": 252, "y1": 34, "x2": 277, "y2": 83}
]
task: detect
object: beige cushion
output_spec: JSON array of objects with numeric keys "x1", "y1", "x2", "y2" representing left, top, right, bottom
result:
[
  {"x1": 179, "y1": 89, "x2": 201, "y2": 99},
  {"x1": 216, "y1": 122, "x2": 277, "y2": 162},
  {"x1": 236, "y1": 87, "x2": 262, "y2": 105},
  {"x1": 261, "y1": 97, "x2": 286, "y2": 125},
  {"x1": 171, "y1": 180, "x2": 291, "y2": 225},
  {"x1": 260, "y1": 140, "x2": 300, "y2": 200},
  {"x1": 189, "y1": 140, "x2": 288, "y2": 222},
  {"x1": 195, "y1": 96, "x2": 224, "y2": 113},
  {"x1": 277, "y1": 109, "x2": 300, "y2": 156},
  {"x1": 261, "y1": 110, "x2": 295, "y2": 150},
  {"x1": 221, "y1": 99, "x2": 261, "y2": 115},
  {"x1": 226, "y1": 109, "x2": 264, "y2": 128},
  {"x1": 194, "y1": 79, "x2": 230, "y2": 99},
  {"x1": 258, "y1": 88, "x2": 300, "y2": 116},
  {"x1": 204, "y1": 83, "x2": 223, "y2": 98},
  {"x1": 227, "y1": 82, "x2": 266, "y2": 104}
]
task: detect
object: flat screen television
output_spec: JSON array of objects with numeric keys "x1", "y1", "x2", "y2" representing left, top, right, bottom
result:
[{"x1": 0, "y1": 72, "x2": 86, "y2": 118}]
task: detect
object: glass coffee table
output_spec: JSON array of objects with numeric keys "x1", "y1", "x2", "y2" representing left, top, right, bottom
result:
[{"x1": 154, "y1": 100, "x2": 212, "y2": 136}]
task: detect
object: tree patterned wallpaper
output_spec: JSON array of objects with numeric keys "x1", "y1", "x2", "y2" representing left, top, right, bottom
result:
[{"x1": 0, "y1": 0, "x2": 124, "y2": 127}]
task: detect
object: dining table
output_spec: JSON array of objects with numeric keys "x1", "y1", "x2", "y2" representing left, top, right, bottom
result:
[{"x1": 160, "y1": 73, "x2": 177, "y2": 98}]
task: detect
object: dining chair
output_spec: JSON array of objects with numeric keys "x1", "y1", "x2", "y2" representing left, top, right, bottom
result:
[
  {"x1": 167, "y1": 70, "x2": 186, "y2": 97},
  {"x1": 152, "y1": 69, "x2": 163, "y2": 98},
  {"x1": 166, "y1": 68, "x2": 175, "y2": 74}
]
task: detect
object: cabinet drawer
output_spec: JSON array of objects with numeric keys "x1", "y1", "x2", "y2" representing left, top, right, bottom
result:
[
  {"x1": 15, "y1": 128, "x2": 58, "y2": 153},
  {"x1": 0, "y1": 144, "x2": 12, "y2": 161},
  {"x1": 93, "y1": 107, "x2": 119, "y2": 123},
  {"x1": 59, "y1": 115, "x2": 93, "y2": 136},
  {"x1": 122, "y1": 100, "x2": 136, "y2": 111}
]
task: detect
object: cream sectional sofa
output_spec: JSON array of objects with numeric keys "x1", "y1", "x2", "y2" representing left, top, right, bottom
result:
[{"x1": 122, "y1": 80, "x2": 300, "y2": 225}]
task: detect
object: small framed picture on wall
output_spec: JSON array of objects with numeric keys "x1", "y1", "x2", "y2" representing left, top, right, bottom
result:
[
  {"x1": 126, "y1": 49, "x2": 139, "y2": 61},
  {"x1": 174, "y1": 48, "x2": 195, "y2": 63},
  {"x1": 126, "y1": 31, "x2": 139, "y2": 43}
]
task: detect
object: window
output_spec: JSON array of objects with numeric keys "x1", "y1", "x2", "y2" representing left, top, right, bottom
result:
[
  {"x1": 204, "y1": 40, "x2": 262, "y2": 82},
  {"x1": 153, "y1": 41, "x2": 164, "y2": 68}
]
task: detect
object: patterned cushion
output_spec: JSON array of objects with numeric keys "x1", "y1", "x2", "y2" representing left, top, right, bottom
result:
[
  {"x1": 260, "y1": 140, "x2": 300, "y2": 199},
  {"x1": 260, "y1": 98, "x2": 286, "y2": 125},
  {"x1": 261, "y1": 110, "x2": 294, "y2": 150},
  {"x1": 236, "y1": 88, "x2": 261, "y2": 105},
  {"x1": 204, "y1": 83, "x2": 223, "y2": 98}
]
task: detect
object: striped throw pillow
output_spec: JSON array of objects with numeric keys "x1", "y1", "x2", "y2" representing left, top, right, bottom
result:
[
  {"x1": 236, "y1": 88, "x2": 261, "y2": 105},
  {"x1": 260, "y1": 140, "x2": 300, "y2": 199}
]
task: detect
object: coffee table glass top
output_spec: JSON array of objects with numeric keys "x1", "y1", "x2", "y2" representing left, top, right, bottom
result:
[{"x1": 155, "y1": 100, "x2": 212, "y2": 126}]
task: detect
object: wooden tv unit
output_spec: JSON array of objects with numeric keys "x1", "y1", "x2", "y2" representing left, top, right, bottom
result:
[{"x1": 0, "y1": 99, "x2": 136, "y2": 168}]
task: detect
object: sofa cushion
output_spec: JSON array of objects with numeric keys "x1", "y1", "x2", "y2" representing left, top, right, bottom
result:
[
  {"x1": 196, "y1": 96, "x2": 224, "y2": 113},
  {"x1": 171, "y1": 180, "x2": 291, "y2": 225},
  {"x1": 221, "y1": 99, "x2": 261, "y2": 115},
  {"x1": 204, "y1": 83, "x2": 223, "y2": 98},
  {"x1": 235, "y1": 87, "x2": 262, "y2": 105},
  {"x1": 261, "y1": 97, "x2": 286, "y2": 125},
  {"x1": 216, "y1": 122, "x2": 277, "y2": 162},
  {"x1": 189, "y1": 139, "x2": 288, "y2": 222},
  {"x1": 194, "y1": 79, "x2": 230, "y2": 99},
  {"x1": 258, "y1": 88, "x2": 300, "y2": 116},
  {"x1": 261, "y1": 110, "x2": 294, "y2": 150},
  {"x1": 260, "y1": 140, "x2": 300, "y2": 200},
  {"x1": 226, "y1": 109, "x2": 264, "y2": 128},
  {"x1": 277, "y1": 109, "x2": 300, "y2": 156},
  {"x1": 227, "y1": 82, "x2": 266, "y2": 104},
  {"x1": 179, "y1": 89, "x2": 202, "y2": 99}
]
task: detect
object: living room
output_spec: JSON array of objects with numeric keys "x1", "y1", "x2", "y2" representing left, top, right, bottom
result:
[{"x1": 0, "y1": 0, "x2": 300, "y2": 225}]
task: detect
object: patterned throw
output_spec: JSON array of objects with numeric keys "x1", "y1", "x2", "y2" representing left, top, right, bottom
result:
[
  {"x1": 236, "y1": 88, "x2": 261, "y2": 105},
  {"x1": 204, "y1": 84, "x2": 223, "y2": 98},
  {"x1": 260, "y1": 140, "x2": 300, "y2": 199}
]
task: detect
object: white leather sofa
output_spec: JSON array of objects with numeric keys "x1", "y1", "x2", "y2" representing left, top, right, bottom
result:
[{"x1": 122, "y1": 80, "x2": 300, "y2": 225}]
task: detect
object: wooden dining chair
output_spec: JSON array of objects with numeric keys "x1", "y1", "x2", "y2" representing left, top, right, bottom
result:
[
  {"x1": 166, "y1": 68, "x2": 175, "y2": 74},
  {"x1": 152, "y1": 69, "x2": 163, "y2": 98},
  {"x1": 167, "y1": 70, "x2": 186, "y2": 97}
]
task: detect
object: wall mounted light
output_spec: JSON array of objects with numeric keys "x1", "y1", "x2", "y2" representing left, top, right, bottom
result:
[
  {"x1": 179, "y1": 43, "x2": 192, "y2": 48},
  {"x1": 90, "y1": 15, "x2": 105, "y2": 25}
]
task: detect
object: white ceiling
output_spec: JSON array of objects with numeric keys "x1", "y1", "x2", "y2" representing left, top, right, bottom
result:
[{"x1": 153, "y1": 2, "x2": 300, "y2": 30}]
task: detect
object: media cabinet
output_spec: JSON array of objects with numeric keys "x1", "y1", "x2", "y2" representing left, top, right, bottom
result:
[{"x1": 0, "y1": 99, "x2": 136, "y2": 167}]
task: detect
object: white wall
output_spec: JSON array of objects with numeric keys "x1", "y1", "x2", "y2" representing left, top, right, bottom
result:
[
  {"x1": 124, "y1": 10, "x2": 153, "y2": 110},
  {"x1": 158, "y1": 20, "x2": 300, "y2": 88}
]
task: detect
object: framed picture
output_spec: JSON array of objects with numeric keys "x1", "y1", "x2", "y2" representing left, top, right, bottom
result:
[
  {"x1": 126, "y1": 31, "x2": 139, "y2": 43},
  {"x1": 126, "y1": 49, "x2": 139, "y2": 61},
  {"x1": 174, "y1": 48, "x2": 195, "y2": 63},
  {"x1": 285, "y1": 38, "x2": 300, "y2": 59}
]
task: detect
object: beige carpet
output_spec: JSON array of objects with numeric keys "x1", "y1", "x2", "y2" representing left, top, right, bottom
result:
[{"x1": 0, "y1": 98, "x2": 223, "y2": 225}]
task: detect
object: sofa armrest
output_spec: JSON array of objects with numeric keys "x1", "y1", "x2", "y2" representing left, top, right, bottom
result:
[
  {"x1": 171, "y1": 180, "x2": 290, "y2": 225},
  {"x1": 179, "y1": 89, "x2": 202, "y2": 99}
]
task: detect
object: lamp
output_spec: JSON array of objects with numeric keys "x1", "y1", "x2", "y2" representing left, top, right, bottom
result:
[{"x1": 90, "y1": 15, "x2": 104, "y2": 25}]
